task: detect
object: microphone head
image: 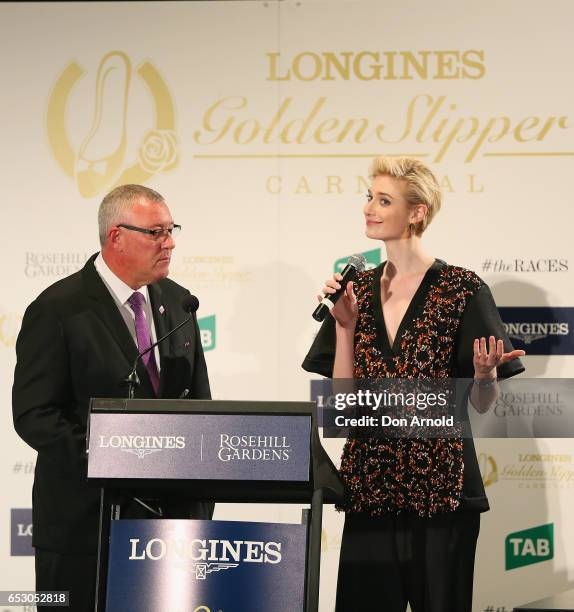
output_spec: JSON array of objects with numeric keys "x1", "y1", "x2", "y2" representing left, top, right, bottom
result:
[
  {"x1": 182, "y1": 294, "x2": 199, "y2": 314},
  {"x1": 348, "y1": 253, "x2": 367, "y2": 273}
]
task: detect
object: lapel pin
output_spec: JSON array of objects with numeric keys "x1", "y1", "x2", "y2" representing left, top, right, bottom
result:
[{"x1": 159, "y1": 305, "x2": 165, "y2": 315}]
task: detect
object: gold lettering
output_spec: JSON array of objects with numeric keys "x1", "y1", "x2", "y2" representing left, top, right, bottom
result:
[
  {"x1": 378, "y1": 94, "x2": 428, "y2": 144},
  {"x1": 400, "y1": 51, "x2": 430, "y2": 80},
  {"x1": 465, "y1": 116, "x2": 511, "y2": 162},
  {"x1": 434, "y1": 115, "x2": 480, "y2": 162},
  {"x1": 514, "y1": 117, "x2": 541, "y2": 142},
  {"x1": 266, "y1": 52, "x2": 290, "y2": 80},
  {"x1": 455, "y1": 117, "x2": 480, "y2": 143},
  {"x1": 264, "y1": 49, "x2": 488, "y2": 82},
  {"x1": 434, "y1": 117, "x2": 467, "y2": 161},
  {"x1": 194, "y1": 96, "x2": 246, "y2": 144},
  {"x1": 462, "y1": 50, "x2": 486, "y2": 79},
  {"x1": 263, "y1": 98, "x2": 293, "y2": 143},
  {"x1": 415, "y1": 95, "x2": 446, "y2": 142},
  {"x1": 233, "y1": 118, "x2": 260, "y2": 144},
  {"x1": 326, "y1": 176, "x2": 343, "y2": 194},
  {"x1": 262, "y1": 173, "x2": 487, "y2": 196},
  {"x1": 356, "y1": 175, "x2": 369, "y2": 194},
  {"x1": 266, "y1": 176, "x2": 282, "y2": 194},
  {"x1": 440, "y1": 175, "x2": 454, "y2": 192},
  {"x1": 336, "y1": 118, "x2": 370, "y2": 143},
  {"x1": 314, "y1": 118, "x2": 340, "y2": 143},
  {"x1": 468, "y1": 174, "x2": 484, "y2": 193},
  {"x1": 280, "y1": 97, "x2": 327, "y2": 144},
  {"x1": 295, "y1": 176, "x2": 311, "y2": 194},
  {"x1": 354, "y1": 52, "x2": 382, "y2": 80},
  {"x1": 383, "y1": 51, "x2": 398, "y2": 80},
  {"x1": 323, "y1": 51, "x2": 352, "y2": 80},
  {"x1": 431, "y1": 115, "x2": 452, "y2": 143},
  {"x1": 194, "y1": 88, "x2": 570, "y2": 163},
  {"x1": 435, "y1": 51, "x2": 460, "y2": 79},
  {"x1": 293, "y1": 52, "x2": 322, "y2": 81},
  {"x1": 535, "y1": 116, "x2": 567, "y2": 140}
]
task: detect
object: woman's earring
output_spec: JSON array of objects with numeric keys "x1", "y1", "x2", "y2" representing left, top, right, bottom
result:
[{"x1": 408, "y1": 223, "x2": 416, "y2": 236}]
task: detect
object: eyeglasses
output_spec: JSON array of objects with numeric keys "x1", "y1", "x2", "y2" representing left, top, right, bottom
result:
[{"x1": 117, "y1": 223, "x2": 182, "y2": 241}]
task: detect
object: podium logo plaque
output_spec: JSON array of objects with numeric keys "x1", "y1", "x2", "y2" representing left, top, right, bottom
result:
[{"x1": 88, "y1": 413, "x2": 311, "y2": 481}]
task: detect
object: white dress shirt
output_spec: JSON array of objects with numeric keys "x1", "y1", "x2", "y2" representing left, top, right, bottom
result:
[{"x1": 94, "y1": 253, "x2": 161, "y2": 371}]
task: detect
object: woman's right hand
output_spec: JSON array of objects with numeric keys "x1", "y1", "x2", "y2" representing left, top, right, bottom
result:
[{"x1": 318, "y1": 273, "x2": 358, "y2": 329}]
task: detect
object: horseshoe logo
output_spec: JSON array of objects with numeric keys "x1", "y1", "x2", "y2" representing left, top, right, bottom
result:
[{"x1": 47, "y1": 51, "x2": 179, "y2": 198}]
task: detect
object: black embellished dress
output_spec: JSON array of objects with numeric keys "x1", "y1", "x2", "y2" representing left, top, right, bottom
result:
[
  {"x1": 304, "y1": 259, "x2": 524, "y2": 516},
  {"x1": 303, "y1": 259, "x2": 524, "y2": 610}
]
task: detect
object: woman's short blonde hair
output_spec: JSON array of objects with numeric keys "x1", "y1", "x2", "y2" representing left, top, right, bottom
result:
[{"x1": 369, "y1": 156, "x2": 441, "y2": 236}]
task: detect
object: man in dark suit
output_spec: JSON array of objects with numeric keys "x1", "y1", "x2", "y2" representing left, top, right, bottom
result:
[{"x1": 12, "y1": 184, "x2": 212, "y2": 611}]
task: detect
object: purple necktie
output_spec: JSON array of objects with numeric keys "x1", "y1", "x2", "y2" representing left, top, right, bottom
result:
[{"x1": 127, "y1": 292, "x2": 160, "y2": 395}]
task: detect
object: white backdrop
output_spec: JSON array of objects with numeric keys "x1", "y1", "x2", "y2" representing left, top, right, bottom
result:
[{"x1": 1, "y1": 1, "x2": 574, "y2": 610}]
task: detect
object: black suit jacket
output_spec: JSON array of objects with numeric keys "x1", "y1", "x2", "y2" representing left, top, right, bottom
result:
[{"x1": 12, "y1": 254, "x2": 211, "y2": 554}]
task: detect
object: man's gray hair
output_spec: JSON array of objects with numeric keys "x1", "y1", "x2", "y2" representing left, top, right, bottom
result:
[{"x1": 98, "y1": 184, "x2": 165, "y2": 246}]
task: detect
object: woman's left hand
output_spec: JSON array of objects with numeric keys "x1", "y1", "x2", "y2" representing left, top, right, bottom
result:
[{"x1": 473, "y1": 336, "x2": 526, "y2": 379}]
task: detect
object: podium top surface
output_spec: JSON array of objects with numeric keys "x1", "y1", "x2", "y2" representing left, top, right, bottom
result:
[
  {"x1": 91, "y1": 398, "x2": 316, "y2": 416},
  {"x1": 514, "y1": 589, "x2": 574, "y2": 611}
]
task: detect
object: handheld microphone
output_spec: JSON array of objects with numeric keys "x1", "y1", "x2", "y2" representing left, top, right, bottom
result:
[
  {"x1": 312, "y1": 254, "x2": 366, "y2": 322},
  {"x1": 122, "y1": 294, "x2": 199, "y2": 398}
]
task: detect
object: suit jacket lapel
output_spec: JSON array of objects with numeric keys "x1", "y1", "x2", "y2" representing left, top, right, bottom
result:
[
  {"x1": 83, "y1": 255, "x2": 139, "y2": 369},
  {"x1": 83, "y1": 255, "x2": 155, "y2": 395}
]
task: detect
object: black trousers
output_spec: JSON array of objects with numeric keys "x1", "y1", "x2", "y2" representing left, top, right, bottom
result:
[
  {"x1": 335, "y1": 511, "x2": 480, "y2": 612},
  {"x1": 35, "y1": 548, "x2": 97, "y2": 612},
  {"x1": 35, "y1": 498, "x2": 213, "y2": 612}
]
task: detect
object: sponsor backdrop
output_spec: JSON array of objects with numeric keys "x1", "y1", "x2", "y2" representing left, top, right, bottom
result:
[{"x1": 1, "y1": 1, "x2": 573, "y2": 610}]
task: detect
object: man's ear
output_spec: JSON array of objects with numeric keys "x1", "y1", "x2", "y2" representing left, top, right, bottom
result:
[{"x1": 108, "y1": 227, "x2": 121, "y2": 246}]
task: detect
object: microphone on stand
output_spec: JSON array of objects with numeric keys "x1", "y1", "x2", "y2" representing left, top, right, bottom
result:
[
  {"x1": 122, "y1": 294, "x2": 199, "y2": 398},
  {"x1": 312, "y1": 254, "x2": 366, "y2": 322}
]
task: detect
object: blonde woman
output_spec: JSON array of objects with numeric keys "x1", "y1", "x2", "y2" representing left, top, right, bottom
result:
[{"x1": 303, "y1": 156, "x2": 525, "y2": 612}]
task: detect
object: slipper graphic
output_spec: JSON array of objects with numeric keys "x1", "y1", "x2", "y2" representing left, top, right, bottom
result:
[{"x1": 76, "y1": 51, "x2": 131, "y2": 197}]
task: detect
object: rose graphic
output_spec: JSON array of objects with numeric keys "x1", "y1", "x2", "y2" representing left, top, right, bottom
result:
[{"x1": 137, "y1": 129, "x2": 179, "y2": 173}]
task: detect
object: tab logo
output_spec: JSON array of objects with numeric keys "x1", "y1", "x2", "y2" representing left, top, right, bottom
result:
[
  {"x1": 11, "y1": 509, "x2": 34, "y2": 556},
  {"x1": 334, "y1": 248, "x2": 380, "y2": 273},
  {"x1": 198, "y1": 315, "x2": 216, "y2": 351},
  {"x1": 505, "y1": 523, "x2": 553, "y2": 570}
]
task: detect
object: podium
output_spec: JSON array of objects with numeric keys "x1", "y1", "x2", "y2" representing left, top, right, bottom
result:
[{"x1": 87, "y1": 398, "x2": 344, "y2": 612}]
